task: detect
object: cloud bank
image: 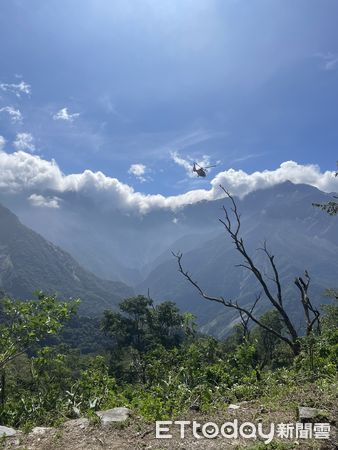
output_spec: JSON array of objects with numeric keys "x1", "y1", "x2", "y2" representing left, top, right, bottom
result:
[{"x1": 0, "y1": 150, "x2": 337, "y2": 213}]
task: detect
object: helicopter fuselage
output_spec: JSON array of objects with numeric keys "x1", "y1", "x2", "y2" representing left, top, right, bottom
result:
[
  {"x1": 192, "y1": 164, "x2": 207, "y2": 177},
  {"x1": 196, "y1": 168, "x2": 206, "y2": 177}
]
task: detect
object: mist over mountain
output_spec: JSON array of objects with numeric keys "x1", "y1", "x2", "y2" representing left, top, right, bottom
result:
[
  {"x1": 0, "y1": 203, "x2": 133, "y2": 315},
  {"x1": 0, "y1": 189, "x2": 221, "y2": 285},
  {"x1": 0, "y1": 181, "x2": 337, "y2": 335}
]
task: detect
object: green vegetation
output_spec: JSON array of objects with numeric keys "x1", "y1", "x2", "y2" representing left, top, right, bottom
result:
[
  {"x1": 1, "y1": 180, "x2": 337, "y2": 449},
  {"x1": 0, "y1": 293, "x2": 337, "y2": 431},
  {"x1": 0, "y1": 292, "x2": 78, "y2": 372}
]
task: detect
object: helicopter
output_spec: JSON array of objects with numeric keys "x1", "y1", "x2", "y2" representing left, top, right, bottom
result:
[{"x1": 192, "y1": 162, "x2": 217, "y2": 177}]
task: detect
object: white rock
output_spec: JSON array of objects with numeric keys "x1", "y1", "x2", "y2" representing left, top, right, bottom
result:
[
  {"x1": 96, "y1": 407, "x2": 131, "y2": 425},
  {"x1": 298, "y1": 406, "x2": 326, "y2": 422},
  {"x1": 0, "y1": 425, "x2": 17, "y2": 437},
  {"x1": 228, "y1": 404, "x2": 240, "y2": 410}
]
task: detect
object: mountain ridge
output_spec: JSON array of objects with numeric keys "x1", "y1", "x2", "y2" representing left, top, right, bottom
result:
[
  {"x1": 137, "y1": 183, "x2": 338, "y2": 336},
  {"x1": 3, "y1": 181, "x2": 332, "y2": 286},
  {"x1": 0, "y1": 181, "x2": 337, "y2": 334},
  {"x1": 0, "y1": 202, "x2": 133, "y2": 315}
]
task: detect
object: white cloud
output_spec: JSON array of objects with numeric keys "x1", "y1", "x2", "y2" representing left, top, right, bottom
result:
[
  {"x1": 0, "y1": 81, "x2": 31, "y2": 97},
  {"x1": 171, "y1": 151, "x2": 192, "y2": 173},
  {"x1": 128, "y1": 163, "x2": 146, "y2": 177},
  {"x1": 0, "y1": 150, "x2": 337, "y2": 214},
  {"x1": 0, "y1": 106, "x2": 23, "y2": 123},
  {"x1": 210, "y1": 161, "x2": 338, "y2": 198},
  {"x1": 28, "y1": 194, "x2": 61, "y2": 209},
  {"x1": 0, "y1": 136, "x2": 5, "y2": 151},
  {"x1": 128, "y1": 163, "x2": 148, "y2": 182},
  {"x1": 13, "y1": 133, "x2": 35, "y2": 153},
  {"x1": 53, "y1": 107, "x2": 80, "y2": 122}
]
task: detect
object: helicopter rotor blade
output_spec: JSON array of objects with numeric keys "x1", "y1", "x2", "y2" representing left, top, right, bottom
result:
[{"x1": 204, "y1": 165, "x2": 217, "y2": 169}]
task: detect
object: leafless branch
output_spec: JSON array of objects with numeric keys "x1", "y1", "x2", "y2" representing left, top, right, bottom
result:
[
  {"x1": 294, "y1": 273, "x2": 320, "y2": 335},
  {"x1": 217, "y1": 188, "x2": 299, "y2": 345},
  {"x1": 172, "y1": 251, "x2": 298, "y2": 350},
  {"x1": 258, "y1": 241, "x2": 283, "y2": 307},
  {"x1": 173, "y1": 186, "x2": 322, "y2": 356}
]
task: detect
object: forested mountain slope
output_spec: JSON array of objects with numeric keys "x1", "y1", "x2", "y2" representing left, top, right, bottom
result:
[{"x1": 0, "y1": 203, "x2": 133, "y2": 315}]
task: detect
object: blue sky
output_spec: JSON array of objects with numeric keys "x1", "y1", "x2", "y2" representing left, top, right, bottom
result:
[{"x1": 1, "y1": 0, "x2": 338, "y2": 198}]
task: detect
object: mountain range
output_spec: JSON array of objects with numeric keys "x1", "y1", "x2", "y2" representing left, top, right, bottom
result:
[
  {"x1": 0, "y1": 181, "x2": 337, "y2": 336},
  {"x1": 140, "y1": 182, "x2": 338, "y2": 336}
]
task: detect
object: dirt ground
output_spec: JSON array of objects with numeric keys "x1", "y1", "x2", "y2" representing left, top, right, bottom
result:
[{"x1": 2, "y1": 400, "x2": 337, "y2": 450}]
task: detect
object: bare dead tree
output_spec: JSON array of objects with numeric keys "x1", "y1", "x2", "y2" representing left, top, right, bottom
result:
[
  {"x1": 237, "y1": 294, "x2": 261, "y2": 340},
  {"x1": 173, "y1": 186, "x2": 321, "y2": 356},
  {"x1": 294, "y1": 272, "x2": 321, "y2": 335}
]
